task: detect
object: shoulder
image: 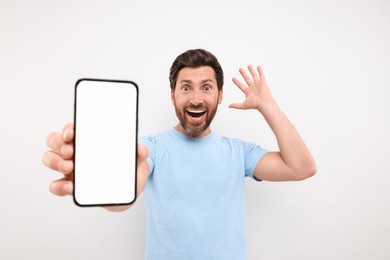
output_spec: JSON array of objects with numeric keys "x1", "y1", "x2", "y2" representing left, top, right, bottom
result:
[
  {"x1": 139, "y1": 129, "x2": 184, "y2": 154},
  {"x1": 217, "y1": 134, "x2": 269, "y2": 156},
  {"x1": 139, "y1": 129, "x2": 171, "y2": 143},
  {"x1": 218, "y1": 135, "x2": 259, "y2": 148}
]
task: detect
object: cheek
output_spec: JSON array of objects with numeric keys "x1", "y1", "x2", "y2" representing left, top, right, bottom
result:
[
  {"x1": 171, "y1": 92, "x2": 180, "y2": 105},
  {"x1": 210, "y1": 94, "x2": 222, "y2": 106},
  {"x1": 172, "y1": 94, "x2": 186, "y2": 107}
]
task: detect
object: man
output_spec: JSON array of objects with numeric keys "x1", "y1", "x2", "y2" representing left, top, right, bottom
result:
[{"x1": 43, "y1": 49, "x2": 316, "y2": 259}]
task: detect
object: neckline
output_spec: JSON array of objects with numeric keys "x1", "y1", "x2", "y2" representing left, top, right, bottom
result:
[{"x1": 170, "y1": 127, "x2": 215, "y2": 143}]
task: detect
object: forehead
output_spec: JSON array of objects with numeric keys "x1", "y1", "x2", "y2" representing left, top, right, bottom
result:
[{"x1": 176, "y1": 66, "x2": 216, "y2": 83}]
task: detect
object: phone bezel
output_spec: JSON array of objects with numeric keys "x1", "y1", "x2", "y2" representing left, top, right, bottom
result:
[{"x1": 73, "y1": 78, "x2": 138, "y2": 207}]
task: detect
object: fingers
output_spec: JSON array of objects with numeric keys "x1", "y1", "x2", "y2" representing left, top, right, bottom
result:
[
  {"x1": 46, "y1": 124, "x2": 74, "y2": 159},
  {"x1": 232, "y1": 77, "x2": 247, "y2": 93},
  {"x1": 229, "y1": 103, "x2": 246, "y2": 110},
  {"x1": 44, "y1": 123, "x2": 74, "y2": 174},
  {"x1": 44, "y1": 123, "x2": 75, "y2": 197},
  {"x1": 247, "y1": 65, "x2": 260, "y2": 81},
  {"x1": 42, "y1": 151, "x2": 74, "y2": 175},
  {"x1": 46, "y1": 123, "x2": 74, "y2": 151},
  {"x1": 50, "y1": 178, "x2": 73, "y2": 196},
  {"x1": 62, "y1": 123, "x2": 74, "y2": 143},
  {"x1": 239, "y1": 67, "x2": 253, "y2": 86},
  {"x1": 59, "y1": 144, "x2": 74, "y2": 160},
  {"x1": 256, "y1": 65, "x2": 264, "y2": 79},
  {"x1": 238, "y1": 65, "x2": 264, "y2": 83},
  {"x1": 234, "y1": 65, "x2": 262, "y2": 90},
  {"x1": 46, "y1": 132, "x2": 64, "y2": 152}
]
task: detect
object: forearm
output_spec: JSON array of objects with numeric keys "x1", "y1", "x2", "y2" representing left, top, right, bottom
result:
[
  {"x1": 104, "y1": 158, "x2": 150, "y2": 212},
  {"x1": 230, "y1": 65, "x2": 316, "y2": 180},
  {"x1": 104, "y1": 205, "x2": 133, "y2": 212},
  {"x1": 259, "y1": 99, "x2": 317, "y2": 179}
]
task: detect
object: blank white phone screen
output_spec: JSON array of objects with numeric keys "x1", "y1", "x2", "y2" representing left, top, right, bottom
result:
[{"x1": 74, "y1": 79, "x2": 138, "y2": 206}]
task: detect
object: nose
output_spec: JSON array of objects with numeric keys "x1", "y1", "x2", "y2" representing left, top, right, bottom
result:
[{"x1": 189, "y1": 90, "x2": 204, "y2": 106}]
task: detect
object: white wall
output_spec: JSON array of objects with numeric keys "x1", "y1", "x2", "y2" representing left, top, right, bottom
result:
[{"x1": 1, "y1": 0, "x2": 389, "y2": 259}]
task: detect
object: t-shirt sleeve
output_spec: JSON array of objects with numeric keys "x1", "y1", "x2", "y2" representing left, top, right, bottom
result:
[
  {"x1": 244, "y1": 141, "x2": 269, "y2": 181},
  {"x1": 138, "y1": 135, "x2": 156, "y2": 175}
]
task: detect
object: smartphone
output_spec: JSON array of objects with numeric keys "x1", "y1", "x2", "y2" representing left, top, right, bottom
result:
[{"x1": 73, "y1": 78, "x2": 138, "y2": 207}]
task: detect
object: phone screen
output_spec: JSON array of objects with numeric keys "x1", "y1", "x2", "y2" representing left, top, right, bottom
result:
[{"x1": 73, "y1": 79, "x2": 138, "y2": 207}]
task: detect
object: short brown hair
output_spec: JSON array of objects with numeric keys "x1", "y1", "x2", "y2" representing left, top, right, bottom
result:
[{"x1": 169, "y1": 49, "x2": 224, "y2": 90}]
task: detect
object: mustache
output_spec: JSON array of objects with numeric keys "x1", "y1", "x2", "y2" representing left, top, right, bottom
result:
[{"x1": 185, "y1": 105, "x2": 207, "y2": 110}]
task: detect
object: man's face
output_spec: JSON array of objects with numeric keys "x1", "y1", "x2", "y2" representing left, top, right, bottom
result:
[{"x1": 171, "y1": 66, "x2": 223, "y2": 137}]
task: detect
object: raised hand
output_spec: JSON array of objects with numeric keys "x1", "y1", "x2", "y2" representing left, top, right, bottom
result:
[{"x1": 229, "y1": 65, "x2": 273, "y2": 111}]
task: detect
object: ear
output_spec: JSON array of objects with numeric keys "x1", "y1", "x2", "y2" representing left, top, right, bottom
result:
[{"x1": 218, "y1": 89, "x2": 223, "y2": 104}]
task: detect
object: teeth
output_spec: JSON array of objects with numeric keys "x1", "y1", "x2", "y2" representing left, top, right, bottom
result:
[{"x1": 187, "y1": 109, "x2": 205, "y2": 113}]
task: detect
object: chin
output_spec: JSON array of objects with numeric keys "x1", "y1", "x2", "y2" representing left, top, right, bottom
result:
[{"x1": 182, "y1": 120, "x2": 212, "y2": 136}]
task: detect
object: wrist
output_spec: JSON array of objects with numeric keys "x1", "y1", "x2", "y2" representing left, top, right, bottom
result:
[{"x1": 257, "y1": 98, "x2": 279, "y2": 114}]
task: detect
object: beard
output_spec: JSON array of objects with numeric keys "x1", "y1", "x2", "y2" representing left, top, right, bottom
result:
[{"x1": 174, "y1": 103, "x2": 219, "y2": 136}]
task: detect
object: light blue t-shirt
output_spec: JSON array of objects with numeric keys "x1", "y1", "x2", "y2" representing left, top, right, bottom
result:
[{"x1": 139, "y1": 128, "x2": 268, "y2": 260}]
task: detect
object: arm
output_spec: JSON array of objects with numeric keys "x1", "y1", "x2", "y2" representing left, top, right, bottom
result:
[
  {"x1": 42, "y1": 123, "x2": 150, "y2": 211},
  {"x1": 230, "y1": 66, "x2": 317, "y2": 181},
  {"x1": 104, "y1": 144, "x2": 150, "y2": 212}
]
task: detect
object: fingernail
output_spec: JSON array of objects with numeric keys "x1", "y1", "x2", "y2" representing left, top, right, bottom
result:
[
  {"x1": 60, "y1": 146, "x2": 66, "y2": 156},
  {"x1": 60, "y1": 160, "x2": 73, "y2": 172},
  {"x1": 63, "y1": 129, "x2": 68, "y2": 141}
]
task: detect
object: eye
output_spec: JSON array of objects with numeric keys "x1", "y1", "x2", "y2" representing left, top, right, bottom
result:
[
  {"x1": 180, "y1": 85, "x2": 190, "y2": 92},
  {"x1": 203, "y1": 84, "x2": 212, "y2": 92}
]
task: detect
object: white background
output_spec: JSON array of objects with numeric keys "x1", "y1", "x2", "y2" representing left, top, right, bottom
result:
[{"x1": 1, "y1": 0, "x2": 389, "y2": 259}]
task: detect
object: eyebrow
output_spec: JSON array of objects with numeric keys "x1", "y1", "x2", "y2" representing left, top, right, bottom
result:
[{"x1": 179, "y1": 79, "x2": 215, "y2": 84}]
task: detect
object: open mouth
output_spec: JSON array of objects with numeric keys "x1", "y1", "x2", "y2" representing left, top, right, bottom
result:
[{"x1": 186, "y1": 109, "x2": 206, "y2": 118}]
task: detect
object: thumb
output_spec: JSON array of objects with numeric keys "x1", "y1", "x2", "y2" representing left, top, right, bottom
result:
[{"x1": 229, "y1": 103, "x2": 246, "y2": 110}]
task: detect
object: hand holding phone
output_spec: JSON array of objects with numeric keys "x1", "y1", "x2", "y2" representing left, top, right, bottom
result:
[
  {"x1": 73, "y1": 79, "x2": 138, "y2": 207},
  {"x1": 43, "y1": 123, "x2": 75, "y2": 196}
]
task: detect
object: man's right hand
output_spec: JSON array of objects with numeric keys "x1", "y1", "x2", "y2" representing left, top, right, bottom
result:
[
  {"x1": 43, "y1": 123, "x2": 74, "y2": 196},
  {"x1": 43, "y1": 123, "x2": 150, "y2": 199}
]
